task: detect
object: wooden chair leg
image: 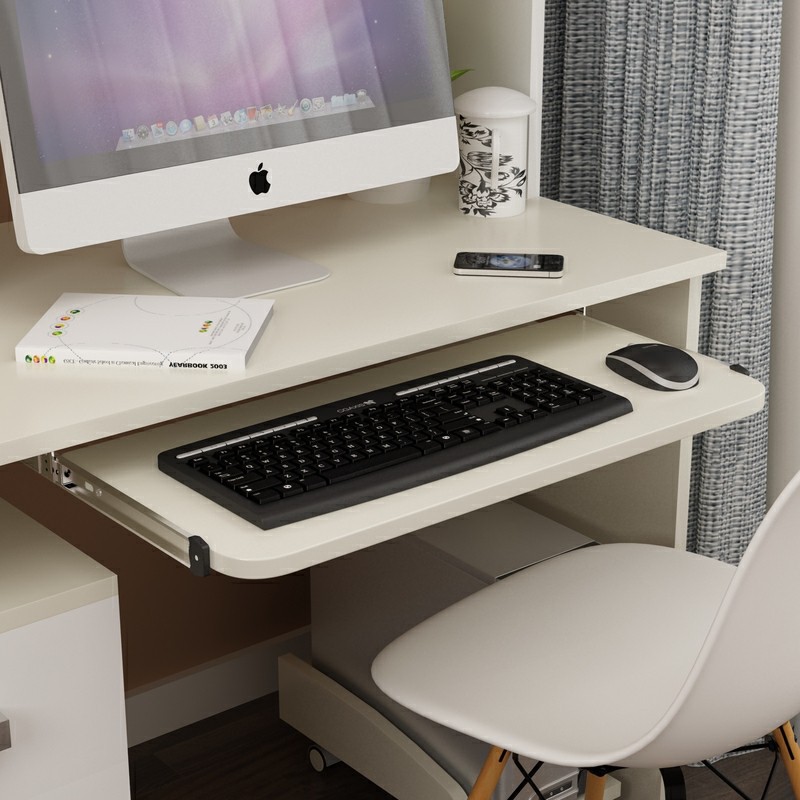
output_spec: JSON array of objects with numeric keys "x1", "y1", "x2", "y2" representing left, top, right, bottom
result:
[
  {"x1": 585, "y1": 770, "x2": 607, "y2": 800},
  {"x1": 773, "y1": 721, "x2": 800, "y2": 800},
  {"x1": 468, "y1": 746, "x2": 510, "y2": 800}
]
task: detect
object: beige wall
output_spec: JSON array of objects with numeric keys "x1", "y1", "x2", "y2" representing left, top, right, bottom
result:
[{"x1": 0, "y1": 464, "x2": 310, "y2": 692}]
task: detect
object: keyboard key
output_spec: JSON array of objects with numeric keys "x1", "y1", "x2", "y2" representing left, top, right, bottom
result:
[
  {"x1": 250, "y1": 489, "x2": 281, "y2": 505},
  {"x1": 526, "y1": 407, "x2": 549, "y2": 419},
  {"x1": 237, "y1": 477, "x2": 281, "y2": 495},
  {"x1": 437, "y1": 410, "x2": 468, "y2": 424},
  {"x1": 300, "y1": 475, "x2": 327, "y2": 491},
  {"x1": 441, "y1": 415, "x2": 473, "y2": 432},
  {"x1": 472, "y1": 420, "x2": 502, "y2": 436},
  {"x1": 322, "y1": 445, "x2": 422, "y2": 484},
  {"x1": 200, "y1": 464, "x2": 226, "y2": 478},
  {"x1": 215, "y1": 469, "x2": 244, "y2": 483},
  {"x1": 225, "y1": 471, "x2": 264, "y2": 486},
  {"x1": 415, "y1": 439, "x2": 443, "y2": 454},
  {"x1": 544, "y1": 399, "x2": 578, "y2": 413}
]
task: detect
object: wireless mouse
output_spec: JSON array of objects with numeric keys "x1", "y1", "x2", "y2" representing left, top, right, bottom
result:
[{"x1": 605, "y1": 343, "x2": 699, "y2": 391}]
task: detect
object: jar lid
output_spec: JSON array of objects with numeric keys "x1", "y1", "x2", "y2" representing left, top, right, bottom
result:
[{"x1": 454, "y1": 86, "x2": 536, "y2": 120}]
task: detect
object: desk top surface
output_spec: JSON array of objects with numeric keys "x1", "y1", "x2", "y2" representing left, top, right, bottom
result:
[{"x1": 0, "y1": 176, "x2": 724, "y2": 465}]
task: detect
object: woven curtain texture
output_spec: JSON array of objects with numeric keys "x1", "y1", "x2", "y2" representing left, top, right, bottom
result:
[{"x1": 542, "y1": 0, "x2": 781, "y2": 562}]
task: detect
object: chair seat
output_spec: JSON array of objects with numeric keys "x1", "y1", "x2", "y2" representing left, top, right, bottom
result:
[{"x1": 372, "y1": 542, "x2": 735, "y2": 769}]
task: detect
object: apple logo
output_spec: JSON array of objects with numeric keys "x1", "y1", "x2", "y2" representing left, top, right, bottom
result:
[{"x1": 249, "y1": 162, "x2": 271, "y2": 195}]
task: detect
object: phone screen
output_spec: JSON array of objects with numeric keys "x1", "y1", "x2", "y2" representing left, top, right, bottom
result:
[{"x1": 454, "y1": 252, "x2": 565, "y2": 273}]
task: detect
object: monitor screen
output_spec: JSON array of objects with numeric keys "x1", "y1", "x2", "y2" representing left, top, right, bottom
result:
[{"x1": 0, "y1": 0, "x2": 457, "y2": 294}]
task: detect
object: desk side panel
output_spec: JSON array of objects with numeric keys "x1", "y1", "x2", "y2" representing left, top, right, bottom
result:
[
  {"x1": 0, "y1": 597, "x2": 129, "y2": 800},
  {"x1": 529, "y1": 277, "x2": 705, "y2": 549}
]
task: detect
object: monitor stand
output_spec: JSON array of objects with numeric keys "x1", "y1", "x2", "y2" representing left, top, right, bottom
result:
[{"x1": 122, "y1": 218, "x2": 329, "y2": 297}]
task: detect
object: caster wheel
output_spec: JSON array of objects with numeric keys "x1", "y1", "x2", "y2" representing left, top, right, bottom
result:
[{"x1": 308, "y1": 744, "x2": 341, "y2": 773}]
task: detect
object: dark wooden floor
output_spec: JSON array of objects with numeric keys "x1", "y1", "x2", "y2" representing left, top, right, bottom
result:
[
  {"x1": 129, "y1": 694, "x2": 794, "y2": 799},
  {"x1": 129, "y1": 694, "x2": 392, "y2": 800}
]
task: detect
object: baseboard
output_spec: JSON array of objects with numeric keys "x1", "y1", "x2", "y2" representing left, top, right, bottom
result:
[{"x1": 125, "y1": 626, "x2": 311, "y2": 746}]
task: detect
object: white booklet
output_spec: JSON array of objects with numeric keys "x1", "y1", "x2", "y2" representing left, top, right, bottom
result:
[{"x1": 15, "y1": 293, "x2": 274, "y2": 372}]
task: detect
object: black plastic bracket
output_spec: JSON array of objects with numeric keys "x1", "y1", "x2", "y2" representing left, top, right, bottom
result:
[{"x1": 188, "y1": 536, "x2": 211, "y2": 577}]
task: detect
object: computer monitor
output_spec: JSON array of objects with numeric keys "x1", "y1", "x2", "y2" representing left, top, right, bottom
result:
[{"x1": 0, "y1": 0, "x2": 457, "y2": 296}]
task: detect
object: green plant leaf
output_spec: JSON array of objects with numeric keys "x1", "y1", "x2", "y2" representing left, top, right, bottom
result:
[{"x1": 450, "y1": 68, "x2": 473, "y2": 82}]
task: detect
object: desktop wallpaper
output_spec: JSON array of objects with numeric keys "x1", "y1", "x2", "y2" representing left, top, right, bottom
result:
[{"x1": 13, "y1": 0, "x2": 446, "y2": 165}]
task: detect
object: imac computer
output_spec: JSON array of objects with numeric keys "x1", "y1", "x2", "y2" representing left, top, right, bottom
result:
[{"x1": 0, "y1": 0, "x2": 458, "y2": 296}]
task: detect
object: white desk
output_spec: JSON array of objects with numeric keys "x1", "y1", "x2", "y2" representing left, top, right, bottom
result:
[
  {"x1": 0, "y1": 174, "x2": 764, "y2": 800},
  {"x1": 0, "y1": 175, "x2": 762, "y2": 576}
]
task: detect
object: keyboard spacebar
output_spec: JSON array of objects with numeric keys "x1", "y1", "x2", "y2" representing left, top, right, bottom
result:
[{"x1": 322, "y1": 446, "x2": 423, "y2": 485}]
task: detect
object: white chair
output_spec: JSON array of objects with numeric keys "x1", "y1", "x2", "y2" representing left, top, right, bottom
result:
[{"x1": 372, "y1": 469, "x2": 800, "y2": 800}]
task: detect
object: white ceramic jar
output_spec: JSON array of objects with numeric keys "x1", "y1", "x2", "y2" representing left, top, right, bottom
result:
[{"x1": 454, "y1": 87, "x2": 537, "y2": 218}]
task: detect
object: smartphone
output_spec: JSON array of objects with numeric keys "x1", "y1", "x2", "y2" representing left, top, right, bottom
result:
[{"x1": 453, "y1": 252, "x2": 565, "y2": 278}]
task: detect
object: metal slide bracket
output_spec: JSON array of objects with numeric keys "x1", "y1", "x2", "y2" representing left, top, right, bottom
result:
[
  {"x1": 26, "y1": 453, "x2": 212, "y2": 577},
  {"x1": 33, "y1": 452, "x2": 76, "y2": 489}
]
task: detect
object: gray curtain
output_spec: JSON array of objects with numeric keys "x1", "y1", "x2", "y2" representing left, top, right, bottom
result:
[{"x1": 540, "y1": 0, "x2": 781, "y2": 563}]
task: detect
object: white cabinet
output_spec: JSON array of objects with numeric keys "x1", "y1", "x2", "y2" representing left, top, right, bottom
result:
[{"x1": 0, "y1": 500, "x2": 129, "y2": 800}]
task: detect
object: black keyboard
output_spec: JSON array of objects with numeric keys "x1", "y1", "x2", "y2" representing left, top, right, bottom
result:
[{"x1": 158, "y1": 355, "x2": 633, "y2": 529}]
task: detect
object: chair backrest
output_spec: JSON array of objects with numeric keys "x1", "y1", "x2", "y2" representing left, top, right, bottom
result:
[{"x1": 626, "y1": 468, "x2": 800, "y2": 768}]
